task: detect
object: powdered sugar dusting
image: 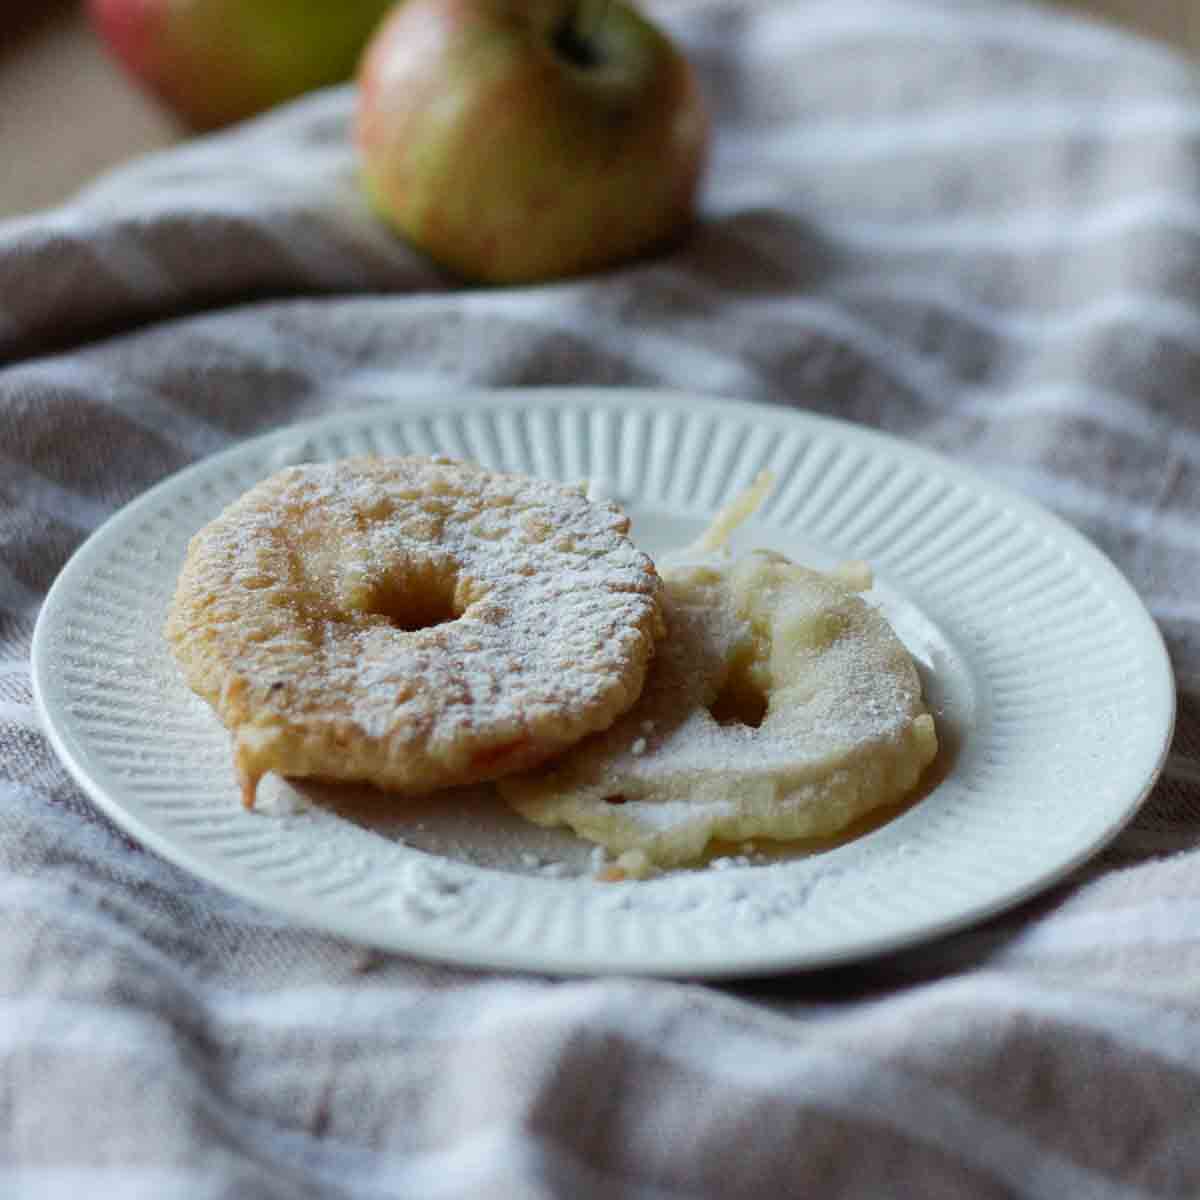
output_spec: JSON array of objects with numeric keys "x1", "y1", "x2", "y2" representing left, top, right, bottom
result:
[
  {"x1": 500, "y1": 546, "x2": 938, "y2": 867},
  {"x1": 165, "y1": 455, "x2": 664, "y2": 799}
]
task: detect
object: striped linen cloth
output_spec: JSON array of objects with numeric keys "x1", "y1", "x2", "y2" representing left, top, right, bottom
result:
[{"x1": 3, "y1": 0, "x2": 1200, "y2": 1194}]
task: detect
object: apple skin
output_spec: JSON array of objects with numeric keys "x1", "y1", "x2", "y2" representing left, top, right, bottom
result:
[
  {"x1": 355, "y1": 0, "x2": 710, "y2": 284},
  {"x1": 88, "y1": 0, "x2": 397, "y2": 130}
]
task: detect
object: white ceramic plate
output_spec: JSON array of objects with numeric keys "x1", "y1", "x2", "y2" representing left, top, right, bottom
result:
[{"x1": 32, "y1": 388, "x2": 1175, "y2": 978}]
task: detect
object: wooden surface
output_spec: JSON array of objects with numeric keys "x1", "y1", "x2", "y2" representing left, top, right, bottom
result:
[
  {"x1": 0, "y1": 1, "x2": 1196, "y2": 220},
  {"x1": 1058, "y1": 0, "x2": 1200, "y2": 51},
  {"x1": 0, "y1": 5, "x2": 179, "y2": 219}
]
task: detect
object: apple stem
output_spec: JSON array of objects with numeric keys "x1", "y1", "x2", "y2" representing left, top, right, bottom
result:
[{"x1": 558, "y1": 0, "x2": 611, "y2": 67}]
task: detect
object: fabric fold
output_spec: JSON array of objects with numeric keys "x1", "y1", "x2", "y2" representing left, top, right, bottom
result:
[{"x1": 2, "y1": 1, "x2": 1199, "y2": 1195}]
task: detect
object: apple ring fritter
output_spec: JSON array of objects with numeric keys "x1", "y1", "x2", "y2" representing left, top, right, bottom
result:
[
  {"x1": 165, "y1": 456, "x2": 664, "y2": 806},
  {"x1": 498, "y1": 548, "x2": 938, "y2": 871}
]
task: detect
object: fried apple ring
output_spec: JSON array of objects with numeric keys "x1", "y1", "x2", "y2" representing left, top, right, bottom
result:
[
  {"x1": 499, "y1": 486, "x2": 937, "y2": 873},
  {"x1": 165, "y1": 456, "x2": 665, "y2": 806}
]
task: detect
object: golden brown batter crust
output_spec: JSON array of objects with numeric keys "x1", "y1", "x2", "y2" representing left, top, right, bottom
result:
[{"x1": 165, "y1": 456, "x2": 664, "y2": 805}]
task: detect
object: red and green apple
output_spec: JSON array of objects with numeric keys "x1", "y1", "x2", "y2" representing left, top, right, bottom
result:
[
  {"x1": 88, "y1": 0, "x2": 397, "y2": 130},
  {"x1": 355, "y1": 0, "x2": 710, "y2": 283}
]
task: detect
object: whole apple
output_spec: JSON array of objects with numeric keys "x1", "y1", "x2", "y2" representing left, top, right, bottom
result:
[
  {"x1": 89, "y1": 0, "x2": 397, "y2": 130},
  {"x1": 355, "y1": 0, "x2": 710, "y2": 284}
]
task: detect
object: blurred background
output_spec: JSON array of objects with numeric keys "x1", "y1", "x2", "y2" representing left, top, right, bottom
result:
[{"x1": 1, "y1": 0, "x2": 1198, "y2": 220}]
